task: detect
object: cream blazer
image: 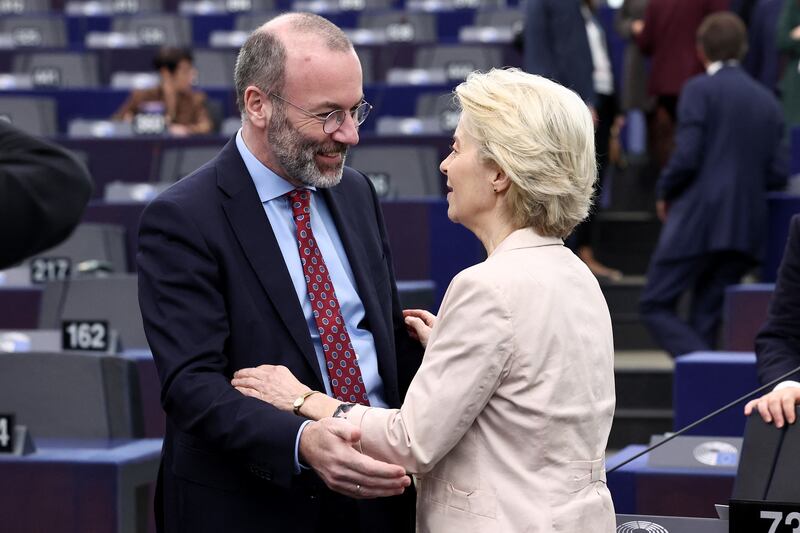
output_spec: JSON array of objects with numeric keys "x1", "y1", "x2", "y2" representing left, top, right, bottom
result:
[{"x1": 346, "y1": 228, "x2": 616, "y2": 533}]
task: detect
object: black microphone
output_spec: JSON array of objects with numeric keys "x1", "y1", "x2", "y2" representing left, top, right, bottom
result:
[{"x1": 607, "y1": 363, "x2": 800, "y2": 473}]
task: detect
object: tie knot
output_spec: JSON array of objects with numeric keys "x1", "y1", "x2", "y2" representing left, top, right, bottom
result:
[{"x1": 288, "y1": 189, "x2": 311, "y2": 219}]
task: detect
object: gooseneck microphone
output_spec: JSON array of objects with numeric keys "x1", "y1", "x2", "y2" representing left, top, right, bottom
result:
[{"x1": 607, "y1": 364, "x2": 800, "y2": 474}]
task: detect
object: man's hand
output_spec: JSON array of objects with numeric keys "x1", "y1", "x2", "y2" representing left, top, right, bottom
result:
[
  {"x1": 300, "y1": 418, "x2": 410, "y2": 499},
  {"x1": 233, "y1": 364, "x2": 309, "y2": 413},
  {"x1": 403, "y1": 309, "x2": 436, "y2": 348},
  {"x1": 744, "y1": 387, "x2": 800, "y2": 428}
]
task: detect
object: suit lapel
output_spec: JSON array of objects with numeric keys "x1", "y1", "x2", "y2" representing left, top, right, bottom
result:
[
  {"x1": 216, "y1": 141, "x2": 323, "y2": 386},
  {"x1": 321, "y1": 183, "x2": 400, "y2": 405}
]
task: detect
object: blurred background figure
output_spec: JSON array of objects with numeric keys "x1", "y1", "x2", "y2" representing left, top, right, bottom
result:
[
  {"x1": 615, "y1": 0, "x2": 650, "y2": 115},
  {"x1": 635, "y1": 0, "x2": 729, "y2": 169},
  {"x1": 113, "y1": 46, "x2": 212, "y2": 136},
  {"x1": 523, "y1": 0, "x2": 595, "y2": 108},
  {"x1": 573, "y1": 0, "x2": 623, "y2": 280},
  {"x1": 0, "y1": 120, "x2": 93, "y2": 269},
  {"x1": 639, "y1": 12, "x2": 787, "y2": 358},
  {"x1": 777, "y1": 0, "x2": 800, "y2": 128},
  {"x1": 744, "y1": 0, "x2": 784, "y2": 94},
  {"x1": 523, "y1": 0, "x2": 621, "y2": 279}
]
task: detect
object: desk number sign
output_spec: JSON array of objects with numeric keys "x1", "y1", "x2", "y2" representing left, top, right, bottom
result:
[
  {"x1": 731, "y1": 501, "x2": 800, "y2": 533},
  {"x1": 30, "y1": 257, "x2": 71, "y2": 284},
  {"x1": 0, "y1": 414, "x2": 14, "y2": 453},
  {"x1": 62, "y1": 320, "x2": 109, "y2": 352}
]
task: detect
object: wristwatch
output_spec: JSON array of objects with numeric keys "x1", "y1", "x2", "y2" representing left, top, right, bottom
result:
[
  {"x1": 293, "y1": 390, "x2": 319, "y2": 416},
  {"x1": 332, "y1": 402, "x2": 356, "y2": 419}
]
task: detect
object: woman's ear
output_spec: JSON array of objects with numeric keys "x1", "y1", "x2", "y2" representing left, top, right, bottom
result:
[{"x1": 491, "y1": 166, "x2": 511, "y2": 193}]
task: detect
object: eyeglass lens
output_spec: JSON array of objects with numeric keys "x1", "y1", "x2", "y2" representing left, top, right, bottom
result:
[{"x1": 323, "y1": 102, "x2": 371, "y2": 134}]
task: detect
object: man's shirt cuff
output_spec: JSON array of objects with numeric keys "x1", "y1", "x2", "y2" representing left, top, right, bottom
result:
[
  {"x1": 774, "y1": 380, "x2": 800, "y2": 391},
  {"x1": 294, "y1": 420, "x2": 313, "y2": 474}
]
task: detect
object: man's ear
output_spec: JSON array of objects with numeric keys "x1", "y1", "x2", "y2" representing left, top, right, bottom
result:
[{"x1": 244, "y1": 86, "x2": 269, "y2": 129}]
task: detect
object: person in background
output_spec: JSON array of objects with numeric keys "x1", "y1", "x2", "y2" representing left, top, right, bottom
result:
[
  {"x1": 776, "y1": 0, "x2": 800, "y2": 127},
  {"x1": 113, "y1": 46, "x2": 213, "y2": 136},
  {"x1": 636, "y1": 0, "x2": 729, "y2": 169},
  {"x1": 745, "y1": 214, "x2": 800, "y2": 428},
  {"x1": 523, "y1": 0, "x2": 620, "y2": 279},
  {"x1": 615, "y1": 0, "x2": 650, "y2": 115},
  {"x1": 639, "y1": 12, "x2": 786, "y2": 358},
  {"x1": 0, "y1": 120, "x2": 92, "y2": 269},
  {"x1": 233, "y1": 68, "x2": 617, "y2": 533},
  {"x1": 744, "y1": 0, "x2": 785, "y2": 93},
  {"x1": 572, "y1": 0, "x2": 623, "y2": 281}
]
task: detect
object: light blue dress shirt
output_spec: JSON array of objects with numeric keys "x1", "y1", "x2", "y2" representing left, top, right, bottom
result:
[{"x1": 235, "y1": 131, "x2": 388, "y2": 470}]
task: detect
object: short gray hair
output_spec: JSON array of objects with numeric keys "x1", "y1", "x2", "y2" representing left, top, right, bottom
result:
[
  {"x1": 233, "y1": 12, "x2": 354, "y2": 115},
  {"x1": 455, "y1": 68, "x2": 596, "y2": 238}
]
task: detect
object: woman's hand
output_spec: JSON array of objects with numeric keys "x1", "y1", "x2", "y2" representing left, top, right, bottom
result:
[
  {"x1": 792, "y1": 24, "x2": 800, "y2": 40},
  {"x1": 232, "y1": 365, "x2": 310, "y2": 413},
  {"x1": 403, "y1": 309, "x2": 436, "y2": 348}
]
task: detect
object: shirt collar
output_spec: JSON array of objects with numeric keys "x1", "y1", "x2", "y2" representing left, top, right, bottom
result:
[
  {"x1": 706, "y1": 60, "x2": 739, "y2": 76},
  {"x1": 234, "y1": 128, "x2": 315, "y2": 203}
]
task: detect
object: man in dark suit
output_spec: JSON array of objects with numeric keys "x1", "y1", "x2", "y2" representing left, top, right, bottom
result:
[
  {"x1": 639, "y1": 12, "x2": 787, "y2": 358},
  {"x1": 0, "y1": 120, "x2": 92, "y2": 269},
  {"x1": 745, "y1": 215, "x2": 800, "y2": 428},
  {"x1": 636, "y1": 0, "x2": 729, "y2": 167},
  {"x1": 523, "y1": 0, "x2": 595, "y2": 107},
  {"x1": 137, "y1": 13, "x2": 422, "y2": 533}
]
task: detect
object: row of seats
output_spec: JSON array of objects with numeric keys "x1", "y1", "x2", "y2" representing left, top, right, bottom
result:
[
  {"x1": 0, "y1": 9, "x2": 521, "y2": 47},
  {"x1": 0, "y1": 87, "x2": 459, "y2": 136},
  {"x1": 0, "y1": 44, "x2": 507, "y2": 88},
  {"x1": 2, "y1": 0, "x2": 512, "y2": 15}
]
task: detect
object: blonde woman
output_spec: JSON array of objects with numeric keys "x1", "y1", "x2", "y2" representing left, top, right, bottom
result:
[{"x1": 233, "y1": 68, "x2": 616, "y2": 533}]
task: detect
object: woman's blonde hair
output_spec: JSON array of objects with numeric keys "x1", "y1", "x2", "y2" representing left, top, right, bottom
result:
[{"x1": 454, "y1": 68, "x2": 597, "y2": 238}]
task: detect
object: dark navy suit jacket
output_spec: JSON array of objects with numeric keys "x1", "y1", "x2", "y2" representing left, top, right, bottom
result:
[
  {"x1": 137, "y1": 138, "x2": 422, "y2": 532},
  {"x1": 654, "y1": 65, "x2": 786, "y2": 261},
  {"x1": 523, "y1": 0, "x2": 595, "y2": 105},
  {"x1": 756, "y1": 215, "x2": 800, "y2": 384}
]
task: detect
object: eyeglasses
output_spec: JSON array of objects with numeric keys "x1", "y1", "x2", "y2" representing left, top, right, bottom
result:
[{"x1": 269, "y1": 92, "x2": 372, "y2": 134}]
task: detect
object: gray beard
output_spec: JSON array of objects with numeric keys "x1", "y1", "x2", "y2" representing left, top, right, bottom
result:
[{"x1": 268, "y1": 110, "x2": 348, "y2": 188}]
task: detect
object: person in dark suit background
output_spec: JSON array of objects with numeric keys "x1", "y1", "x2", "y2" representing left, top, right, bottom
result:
[
  {"x1": 137, "y1": 13, "x2": 421, "y2": 533},
  {"x1": 0, "y1": 120, "x2": 92, "y2": 270},
  {"x1": 744, "y1": 0, "x2": 785, "y2": 93},
  {"x1": 745, "y1": 215, "x2": 800, "y2": 428},
  {"x1": 636, "y1": 0, "x2": 729, "y2": 169},
  {"x1": 639, "y1": 12, "x2": 787, "y2": 358},
  {"x1": 524, "y1": 0, "x2": 595, "y2": 107},
  {"x1": 524, "y1": 0, "x2": 621, "y2": 279}
]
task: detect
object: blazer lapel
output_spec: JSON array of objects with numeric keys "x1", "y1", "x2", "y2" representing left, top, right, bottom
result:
[
  {"x1": 215, "y1": 141, "x2": 323, "y2": 385},
  {"x1": 321, "y1": 184, "x2": 400, "y2": 405}
]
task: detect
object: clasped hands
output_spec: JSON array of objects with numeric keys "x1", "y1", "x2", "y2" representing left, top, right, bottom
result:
[{"x1": 232, "y1": 364, "x2": 410, "y2": 500}]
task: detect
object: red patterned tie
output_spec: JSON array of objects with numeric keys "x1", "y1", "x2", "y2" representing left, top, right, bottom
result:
[{"x1": 288, "y1": 189, "x2": 370, "y2": 405}]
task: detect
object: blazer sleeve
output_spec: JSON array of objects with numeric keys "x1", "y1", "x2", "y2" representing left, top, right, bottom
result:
[
  {"x1": 137, "y1": 196, "x2": 305, "y2": 488},
  {"x1": 345, "y1": 269, "x2": 514, "y2": 474},
  {"x1": 656, "y1": 80, "x2": 706, "y2": 201},
  {"x1": 0, "y1": 120, "x2": 93, "y2": 269},
  {"x1": 755, "y1": 215, "x2": 800, "y2": 384}
]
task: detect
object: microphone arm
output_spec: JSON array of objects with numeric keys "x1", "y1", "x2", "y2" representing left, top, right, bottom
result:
[{"x1": 607, "y1": 363, "x2": 800, "y2": 474}]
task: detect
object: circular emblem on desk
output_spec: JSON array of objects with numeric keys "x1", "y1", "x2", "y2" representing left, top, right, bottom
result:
[
  {"x1": 616, "y1": 521, "x2": 670, "y2": 533},
  {"x1": 692, "y1": 441, "x2": 739, "y2": 466}
]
